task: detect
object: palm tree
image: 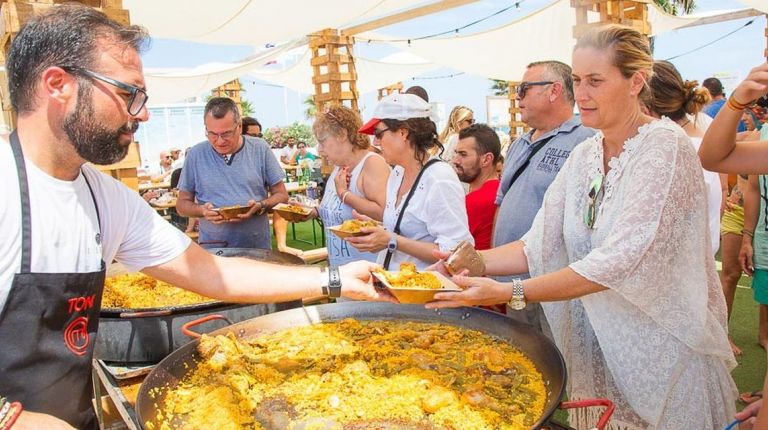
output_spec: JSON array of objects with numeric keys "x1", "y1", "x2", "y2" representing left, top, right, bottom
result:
[
  {"x1": 303, "y1": 95, "x2": 317, "y2": 119},
  {"x1": 654, "y1": 0, "x2": 696, "y2": 15},
  {"x1": 240, "y1": 99, "x2": 255, "y2": 116},
  {"x1": 489, "y1": 79, "x2": 509, "y2": 96}
]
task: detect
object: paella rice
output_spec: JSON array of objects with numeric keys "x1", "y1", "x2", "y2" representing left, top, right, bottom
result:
[
  {"x1": 147, "y1": 319, "x2": 547, "y2": 430},
  {"x1": 338, "y1": 219, "x2": 380, "y2": 233},
  {"x1": 103, "y1": 273, "x2": 214, "y2": 309},
  {"x1": 375, "y1": 262, "x2": 442, "y2": 290}
]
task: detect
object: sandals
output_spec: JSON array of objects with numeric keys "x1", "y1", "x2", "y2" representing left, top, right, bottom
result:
[{"x1": 739, "y1": 390, "x2": 763, "y2": 404}]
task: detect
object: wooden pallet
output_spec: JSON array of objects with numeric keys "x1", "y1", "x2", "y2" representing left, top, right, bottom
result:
[
  {"x1": 571, "y1": 0, "x2": 651, "y2": 39},
  {"x1": 309, "y1": 28, "x2": 359, "y2": 112},
  {"x1": 507, "y1": 81, "x2": 529, "y2": 140}
]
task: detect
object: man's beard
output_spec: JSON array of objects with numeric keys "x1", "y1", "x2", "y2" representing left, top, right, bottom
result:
[
  {"x1": 455, "y1": 165, "x2": 480, "y2": 183},
  {"x1": 63, "y1": 85, "x2": 139, "y2": 165}
]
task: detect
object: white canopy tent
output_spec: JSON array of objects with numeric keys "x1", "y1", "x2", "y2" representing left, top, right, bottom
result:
[
  {"x1": 124, "y1": 0, "x2": 431, "y2": 47},
  {"x1": 140, "y1": 0, "x2": 765, "y2": 102},
  {"x1": 144, "y1": 38, "x2": 307, "y2": 105},
  {"x1": 358, "y1": 0, "x2": 761, "y2": 81}
]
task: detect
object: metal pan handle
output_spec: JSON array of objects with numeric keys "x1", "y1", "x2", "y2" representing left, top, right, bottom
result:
[
  {"x1": 559, "y1": 398, "x2": 615, "y2": 430},
  {"x1": 119, "y1": 309, "x2": 173, "y2": 318},
  {"x1": 181, "y1": 314, "x2": 233, "y2": 339}
]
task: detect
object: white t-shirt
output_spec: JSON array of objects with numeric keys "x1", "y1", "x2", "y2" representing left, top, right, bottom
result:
[
  {"x1": 0, "y1": 140, "x2": 191, "y2": 312},
  {"x1": 279, "y1": 145, "x2": 296, "y2": 162},
  {"x1": 379, "y1": 159, "x2": 473, "y2": 269}
]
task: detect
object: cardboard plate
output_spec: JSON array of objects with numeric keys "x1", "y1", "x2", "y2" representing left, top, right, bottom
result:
[
  {"x1": 372, "y1": 270, "x2": 462, "y2": 304},
  {"x1": 273, "y1": 203, "x2": 313, "y2": 222},
  {"x1": 328, "y1": 221, "x2": 382, "y2": 240},
  {"x1": 214, "y1": 205, "x2": 251, "y2": 220}
]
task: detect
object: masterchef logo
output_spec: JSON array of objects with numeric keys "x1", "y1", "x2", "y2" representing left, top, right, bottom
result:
[{"x1": 63, "y1": 294, "x2": 96, "y2": 356}]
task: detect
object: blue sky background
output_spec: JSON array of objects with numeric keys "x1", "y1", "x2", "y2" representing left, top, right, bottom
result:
[{"x1": 139, "y1": 0, "x2": 766, "y2": 138}]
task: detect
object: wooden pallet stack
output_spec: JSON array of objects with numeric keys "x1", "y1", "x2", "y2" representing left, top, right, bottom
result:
[
  {"x1": 377, "y1": 82, "x2": 403, "y2": 100},
  {"x1": 571, "y1": 0, "x2": 651, "y2": 38},
  {"x1": 507, "y1": 81, "x2": 529, "y2": 140},
  {"x1": 211, "y1": 79, "x2": 244, "y2": 111},
  {"x1": 309, "y1": 28, "x2": 359, "y2": 112}
]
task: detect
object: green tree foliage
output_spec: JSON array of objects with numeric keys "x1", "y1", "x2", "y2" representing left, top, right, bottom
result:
[
  {"x1": 489, "y1": 79, "x2": 509, "y2": 96},
  {"x1": 263, "y1": 122, "x2": 317, "y2": 147},
  {"x1": 240, "y1": 99, "x2": 255, "y2": 116},
  {"x1": 654, "y1": 0, "x2": 696, "y2": 15},
  {"x1": 304, "y1": 96, "x2": 317, "y2": 119}
]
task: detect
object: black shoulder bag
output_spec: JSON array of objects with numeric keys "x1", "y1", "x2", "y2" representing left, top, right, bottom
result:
[{"x1": 383, "y1": 158, "x2": 441, "y2": 270}]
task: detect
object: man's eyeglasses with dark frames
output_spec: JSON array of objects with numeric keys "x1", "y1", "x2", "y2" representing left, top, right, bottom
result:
[
  {"x1": 206, "y1": 127, "x2": 238, "y2": 141},
  {"x1": 65, "y1": 67, "x2": 148, "y2": 116},
  {"x1": 517, "y1": 81, "x2": 554, "y2": 99}
]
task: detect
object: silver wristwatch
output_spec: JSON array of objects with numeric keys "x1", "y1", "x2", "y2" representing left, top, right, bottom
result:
[{"x1": 507, "y1": 278, "x2": 526, "y2": 311}]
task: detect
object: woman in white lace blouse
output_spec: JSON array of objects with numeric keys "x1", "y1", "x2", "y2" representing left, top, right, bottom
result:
[{"x1": 429, "y1": 24, "x2": 737, "y2": 430}]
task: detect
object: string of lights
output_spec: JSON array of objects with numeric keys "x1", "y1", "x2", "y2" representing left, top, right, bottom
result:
[
  {"x1": 410, "y1": 72, "x2": 466, "y2": 80},
  {"x1": 664, "y1": 18, "x2": 756, "y2": 61},
  {"x1": 358, "y1": 1, "x2": 527, "y2": 45}
]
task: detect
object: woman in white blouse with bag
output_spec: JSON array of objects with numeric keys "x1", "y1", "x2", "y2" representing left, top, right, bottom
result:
[
  {"x1": 428, "y1": 25, "x2": 736, "y2": 430},
  {"x1": 347, "y1": 93, "x2": 473, "y2": 270}
]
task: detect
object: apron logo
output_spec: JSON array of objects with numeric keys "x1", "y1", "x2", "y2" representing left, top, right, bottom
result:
[
  {"x1": 95, "y1": 233, "x2": 101, "y2": 245},
  {"x1": 63, "y1": 316, "x2": 89, "y2": 356},
  {"x1": 63, "y1": 295, "x2": 96, "y2": 356}
]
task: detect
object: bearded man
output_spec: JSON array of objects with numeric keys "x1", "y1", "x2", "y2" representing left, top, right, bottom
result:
[{"x1": 0, "y1": 6, "x2": 386, "y2": 428}]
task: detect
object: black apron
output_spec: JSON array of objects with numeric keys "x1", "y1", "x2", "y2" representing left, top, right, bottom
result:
[{"x1": 0, "y1": 131, "x2": 105, "y2": 429}]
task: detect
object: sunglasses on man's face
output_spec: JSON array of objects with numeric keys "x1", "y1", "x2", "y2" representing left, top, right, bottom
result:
[{"x1": 517, "y1": 81, "x2": 554, "y2": 99}]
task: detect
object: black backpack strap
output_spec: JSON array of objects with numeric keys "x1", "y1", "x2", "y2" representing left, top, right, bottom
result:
[
  {"x1": 383, "y1": 158, "x2": 441, "y2": 269},
  {"x1": 506, "y1": 134, "x2": 556, "y2": 189}
]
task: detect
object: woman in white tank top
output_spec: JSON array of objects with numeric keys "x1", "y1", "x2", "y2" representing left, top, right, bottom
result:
[{"x1": 309, "y1": 106, "x2": 390, "y2": 266}]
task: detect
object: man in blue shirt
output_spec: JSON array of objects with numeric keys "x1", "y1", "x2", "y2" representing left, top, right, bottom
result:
[
  {"x1": 177, "y1": 98, "x2": 288, "y2": 249},
  {"x1": 493, "y1": 61, "x2": 596, "y2": 334},
  {"x1": 703, "y1": 77, "x2": 746, "y2": 132}
]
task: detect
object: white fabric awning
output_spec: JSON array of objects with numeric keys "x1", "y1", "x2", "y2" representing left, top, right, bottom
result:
[
  {"x1": 359, "y1": 0, "x2": 575, "y2": 81},
  {"x1": 249, "y1": 50, "x2": 438, "y2": 94},
  {"x1": 145, "y1": 43, "x2": 438, "y2": 103},
  {"x1": 358, "y1": 0, "x2": 762, "y2": 81},
  {"x1": 125, "y1": 0, "x2": 430, "y2": 47},
  {"x1": 145, "y1": 39, "x2": 306, "y2": 104}
]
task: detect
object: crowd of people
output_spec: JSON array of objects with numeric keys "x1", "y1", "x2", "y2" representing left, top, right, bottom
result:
[{"x1": 1, "y1": 3, "x2": 767, "y2": 430}]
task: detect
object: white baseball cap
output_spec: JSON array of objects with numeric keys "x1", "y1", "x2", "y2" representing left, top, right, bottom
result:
[{"x1": 359, "y1": 93, "x2": 436, "y2": 135}]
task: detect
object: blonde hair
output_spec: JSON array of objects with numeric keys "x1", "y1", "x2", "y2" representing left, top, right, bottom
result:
[
  {"x1": 313, "y1": 105, "x2": 370, "y2": 150},
  {"x1": 575, "y1": 24, "x2": 653, "y2": 97},
  {"x1": 647, "y1": 60, "x2": 711, "y2": 121},
  {"x1": 439, "y1": 105, "x2": 473, "y2": 143}
]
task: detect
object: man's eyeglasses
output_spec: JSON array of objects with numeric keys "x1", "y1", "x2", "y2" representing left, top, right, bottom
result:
[
  {"x1": 206, "y1": 127, "x2": 238, "y2": 141},
  {"x1": 517, "y1": 81, "x2": 554, "y2": 99},
  {"x1": 583, "y1": 174, "x2": 604, "y2": 229},
  {"x1": 374, "y1": 128, "x2": 390, "y2": 140},
  {"x1": 67, "y1": 68, "x2": 148, "y2": 116}
]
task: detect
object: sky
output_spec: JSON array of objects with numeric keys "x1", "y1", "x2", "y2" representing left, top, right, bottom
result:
[{"x1": 138, "y1": 0, "x2": 766, "y2": 147}]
